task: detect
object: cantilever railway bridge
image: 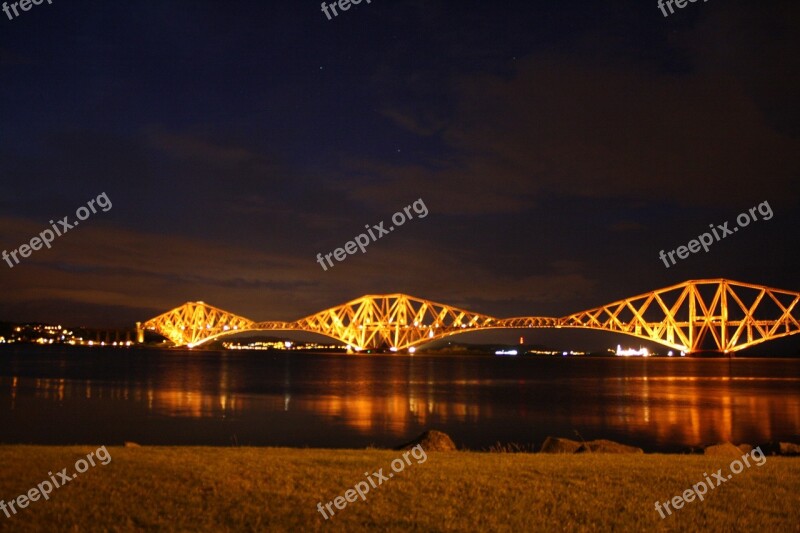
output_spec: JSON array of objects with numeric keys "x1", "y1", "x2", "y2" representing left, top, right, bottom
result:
[{"x1": 138, "y1": 279, "x2": 800, "y2": 354}]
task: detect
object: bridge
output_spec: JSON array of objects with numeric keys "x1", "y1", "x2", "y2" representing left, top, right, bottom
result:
[{"x1": 138, "y1": 279, "x2": 800, "y2": 354}]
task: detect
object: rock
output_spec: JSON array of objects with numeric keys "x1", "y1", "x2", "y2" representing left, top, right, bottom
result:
[
  {"x1": 755, "y1": 441, "x2": 800, "y2": 456},
  {"x1": 539, "y1": 436, "x2": 582, "y2": 454},
  {"x1": 703, "y1": 442, "x2": 743, "y2": 458},
  {"x1": 576, "y1": 439, "x2": 644, "y2": 454},
  {"x1": 758, "y1": 442, "x2": 781, "y2": 455},
  {"x1": 487, "y1": 442, "x2": 532, "y2": 453},
  {"x1": 124, "y1": 441, "x2": 141, "y2": 448},
  {"x1": 399, "y1": 430, "x2": 456, "y2": 452},
  {"x1": 737, "y1": 443, "x2": 753, "y2": 454},
  {"x1": 779, "y1": 442, "x2": 800, "y2": 456}
]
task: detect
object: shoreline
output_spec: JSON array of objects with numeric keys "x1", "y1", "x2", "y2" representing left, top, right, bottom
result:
[
  {"x1": 1, "y1": 439, "x2": 798, "y2": 456},
  {"x1": 4, "y1": 344, "x2": 800, "y2": 357}
]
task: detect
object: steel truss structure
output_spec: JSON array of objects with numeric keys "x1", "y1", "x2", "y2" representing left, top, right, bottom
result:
[
  {"x1": 139, "y1": 279, "x2": 800, "y2": 353},
  {"x1": 562, "y1": 279, "x2": 800, "y2": 353}
]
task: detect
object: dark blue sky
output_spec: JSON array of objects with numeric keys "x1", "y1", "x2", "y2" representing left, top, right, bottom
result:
[{"x1": 0, "y1": 0, "x2": 798, "y2": 351}]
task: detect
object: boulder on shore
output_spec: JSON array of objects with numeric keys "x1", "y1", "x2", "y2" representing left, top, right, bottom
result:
[
  {"x1": 576, "y1": 439, "x2": 644, "y2": 454},
  {"x1": 398, "y1": 430, "x2": 457, "y2": 452},
  {"x1": 761, "y1": 442, "x2": 800, "y2": 456},
  {"x1": 737, "y1": 443, "x2": 753, "y2": 454},
  {"x1": 124, "y1": 441, "x2": 141, "y2": 448},
  {"x1": 779, "y1": 442, "x2": 800, "y2": 456},
  {"x1": 539, "y1": 437, "x2": 582, "y2": 454},
  {"x1": 703, "y1": 442, "x2": 743, "y2": 458},
  {"x1": 757, "y1": 442, "x2": 781, "y2": 455}
]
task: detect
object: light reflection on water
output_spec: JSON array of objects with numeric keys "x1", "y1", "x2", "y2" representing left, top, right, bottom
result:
[{"x1": 0, "y1": 347, "x2": 798, "y2": 450}]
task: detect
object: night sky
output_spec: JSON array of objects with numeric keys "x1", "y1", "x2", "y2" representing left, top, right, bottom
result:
[{"x1": 1, "y1": 1, "x2": 798, "y2": 347}]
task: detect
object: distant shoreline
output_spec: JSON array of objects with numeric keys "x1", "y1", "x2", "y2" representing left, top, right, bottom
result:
[{"x1": 2, "y1": 343, "x2": 800, "y2": 357}]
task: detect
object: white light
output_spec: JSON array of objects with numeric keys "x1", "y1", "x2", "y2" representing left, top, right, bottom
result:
[
  {"x1": 390, "y1": 347, "x2": 398, "y2": 352},
  {"x1": 409, "y1": 347, "x2": 416, "y2": 353},
  {"x1": 616, "y1": 345, "x2": 650, "y2": 357}
]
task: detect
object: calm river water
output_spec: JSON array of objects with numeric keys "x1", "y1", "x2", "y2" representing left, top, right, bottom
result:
[{"x1": 1, "y1": 347, "x2": 798, "y2": 451}]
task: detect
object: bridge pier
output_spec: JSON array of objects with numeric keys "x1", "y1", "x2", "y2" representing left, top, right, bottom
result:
[{"x1": 687, "y1": 351, "x2": 734, "y2": 358}]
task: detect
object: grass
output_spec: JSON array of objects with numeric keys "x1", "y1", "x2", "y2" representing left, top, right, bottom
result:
[{"x1": 0, "y1": 446, "x2": 797, "y2": 532}]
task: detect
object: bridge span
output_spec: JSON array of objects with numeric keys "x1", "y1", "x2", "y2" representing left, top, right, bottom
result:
[{"x1": 138, "y1": 279, "x2": 800, "y2": 354}]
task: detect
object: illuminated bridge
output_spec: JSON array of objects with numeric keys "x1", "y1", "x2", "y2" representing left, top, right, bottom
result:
[{"x1": 138, "y1": 279, "x2": 800, "y2": 354}]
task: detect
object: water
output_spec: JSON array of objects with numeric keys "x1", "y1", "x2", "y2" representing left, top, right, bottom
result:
[{"x1": 1, "y1": 346, "x2": 798, "y2": 451}]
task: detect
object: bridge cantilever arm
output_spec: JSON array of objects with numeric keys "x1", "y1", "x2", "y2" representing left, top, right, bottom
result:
[{"x1": 139, "y1": 280, "x2": 800, "y2": 351}]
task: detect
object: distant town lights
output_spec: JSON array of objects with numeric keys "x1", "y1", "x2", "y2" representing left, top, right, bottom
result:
[{"x1": 616, "y1": 345, "x2": 650, "y2": 357}]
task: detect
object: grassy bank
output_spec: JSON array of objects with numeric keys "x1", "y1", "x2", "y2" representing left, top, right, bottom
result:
[{"x1": 0, "y1": 446, "x2": 797, "y2": 532}]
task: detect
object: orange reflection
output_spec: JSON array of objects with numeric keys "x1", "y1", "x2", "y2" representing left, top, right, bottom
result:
[
  {"x1": 2, "y1": 361, "x2": 798, "y2": 449},
  {"x1": 565, "y1": 376, "x2": 800, "y2": 447}
]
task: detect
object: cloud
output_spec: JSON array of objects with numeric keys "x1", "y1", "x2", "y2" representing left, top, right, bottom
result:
[
  {"x1": 0, "y1": 215, "x2": 318, "y2": 322},
  {"x1": 0, "y1": 211, "x2": 599, "y2": 325},
  {"x1": 147, "y1": 130, "x2": 266, "y2": 165},
  {"x1": 0, "y1": 47, "x2": 30, "y2": 66},
  {"x1": 346, "y1": 53, "x2": 799, "y2": 215},
  {"x1": 609, "y1": 220, "x2": 647, "y2": 233}
]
